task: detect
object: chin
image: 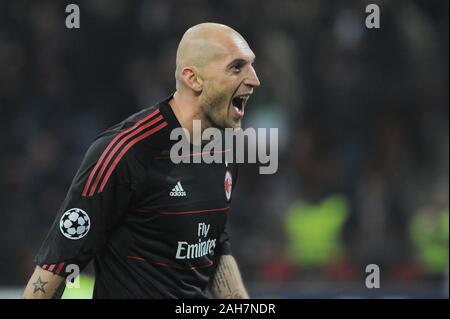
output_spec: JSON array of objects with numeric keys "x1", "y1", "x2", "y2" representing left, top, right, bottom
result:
[{"x1": 229, "y1": 121, "x2": 242, "y2": 129}]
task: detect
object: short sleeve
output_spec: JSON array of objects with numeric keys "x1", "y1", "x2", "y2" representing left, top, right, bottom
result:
[{"x1": 35, "y1": 135, "x2": 135, "y2": 276}]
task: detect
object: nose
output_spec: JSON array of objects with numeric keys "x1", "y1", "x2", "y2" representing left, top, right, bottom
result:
[{"x1": 244, "y1": 66, "x2": 260, "y2": 88}]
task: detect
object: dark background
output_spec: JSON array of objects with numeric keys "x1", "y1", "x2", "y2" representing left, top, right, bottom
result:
[{"x1": 0, "y1": 0, "x2": 448, "y2": 298}]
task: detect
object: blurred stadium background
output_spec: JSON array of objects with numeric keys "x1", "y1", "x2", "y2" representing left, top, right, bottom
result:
[{"x1": 0, "y1": 0, "x2": 448, "y2": 298}]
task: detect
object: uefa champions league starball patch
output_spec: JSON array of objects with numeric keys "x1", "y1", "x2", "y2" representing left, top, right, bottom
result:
[
  {"x1": 59, "y1": 208, "x2": 91, "y2": 240},
  {"x1": 224, "y1": 171, "x2": 232, "y2": 201}
]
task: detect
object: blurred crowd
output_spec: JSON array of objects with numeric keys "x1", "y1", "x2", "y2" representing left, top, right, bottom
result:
[{"x1": 0, "y1": 0, "x2": 448, "y2": 296}]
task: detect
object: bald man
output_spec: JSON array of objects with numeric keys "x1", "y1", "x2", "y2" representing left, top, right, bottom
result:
[
  {"x1": 172, "y1": 22, "x2": 259, "y2": 136},
  {"x1": 23, "y1": 23, "x2": 260, "y2": 299}
]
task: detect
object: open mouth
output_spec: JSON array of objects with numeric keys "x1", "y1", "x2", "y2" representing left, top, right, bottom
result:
[{"x1": 231, "y1": 94, "x2": 250, "y2": 117}]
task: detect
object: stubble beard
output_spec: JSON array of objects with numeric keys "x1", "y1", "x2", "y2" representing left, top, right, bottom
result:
[{"x1": 201, "y1": 90, "x2": 233, "y2": 129}]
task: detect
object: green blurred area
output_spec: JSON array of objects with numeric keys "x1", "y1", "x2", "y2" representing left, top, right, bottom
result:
[
  {"x1": 410, "y1": 208, "x2": 449, "y2": 274},
  {"x1": 286, "y1": 194, "x2": 449, "y2": 277},
  {"x1": 286, "y1": 195, "x2": 349, "y2": 267},
  {"x1": 61, "y1": 274, "x2": 94, "y2": 299}
]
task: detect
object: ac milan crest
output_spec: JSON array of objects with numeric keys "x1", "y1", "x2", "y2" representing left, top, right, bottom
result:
[{"x1": 224, "y1": 171, "x2": 232, "y2": 201}]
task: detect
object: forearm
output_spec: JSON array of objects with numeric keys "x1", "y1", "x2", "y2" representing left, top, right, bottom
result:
[
  {"x1": 23, "y1": 266, "x2": 65, "y2": 299},
  {"x1": 209, "y1": 255, "x2": 249, "y2": 299}
]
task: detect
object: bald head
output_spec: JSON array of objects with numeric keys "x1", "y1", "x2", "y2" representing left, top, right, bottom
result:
[{"x1": 175, "y1": 23, "x2": 247, "y2": 90}]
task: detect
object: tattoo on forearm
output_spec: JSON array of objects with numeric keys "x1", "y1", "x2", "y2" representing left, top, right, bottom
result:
[
  {"x1": 211, "y1": 257, "x2": 247, "y2": 299},
  {"x1": 211, "y1": 258, "x2": 229, "y2": 295},
  {"x1": 32, "y1": 277, "x2": 48, "y2": 294},
  {"x1": 223, "y1": 291, "x2": 246, "y2": 299}
]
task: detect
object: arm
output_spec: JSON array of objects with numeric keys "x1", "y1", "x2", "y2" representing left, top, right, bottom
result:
[
  {"x1": 23, "y1": 266, "x2": 65, "y2": 299},
  {"x1": 209, "y1": 255, "x2": 249, "y2": 299},
  {"x1": 25, "y1": 136, "x2": 134, "y2": 299}
]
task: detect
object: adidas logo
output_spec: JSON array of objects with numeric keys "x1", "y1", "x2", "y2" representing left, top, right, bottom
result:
[{"x1": 170, "y1": 181, "x2": 186, "y2": 197}]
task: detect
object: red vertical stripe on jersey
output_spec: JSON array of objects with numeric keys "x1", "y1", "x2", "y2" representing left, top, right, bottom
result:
[
  {"x1": 88, "y1": 114, "x2": 164, "y2": 196},
  {"x1": 48, "y1": 264, "x2": 56, "y2": 272},
  {"x1": 98, "y1": 121, "x2": 168, "y2": 193},
  {"x1": 82, "y1": 108, "x2": 160, "y2": 197},
  {"x1": 55, "y1": 262, "x2": 65, "y2": 274}
]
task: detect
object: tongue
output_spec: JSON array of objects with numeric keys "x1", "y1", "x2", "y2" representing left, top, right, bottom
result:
[{"x1": 233, "y1": 103, "x2": 244, "y2": 117}]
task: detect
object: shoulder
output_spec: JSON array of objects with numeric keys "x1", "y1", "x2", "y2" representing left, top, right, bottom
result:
[
  {"x1": 79, "y1": 103, "x2": 171, "y2": 196},
  {"x1": 87, "y1": 103, "x2": 170, "y2": 159}
]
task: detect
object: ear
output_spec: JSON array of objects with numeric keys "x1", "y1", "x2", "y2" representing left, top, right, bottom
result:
[{"x1": 181, "y1": 66, "x2": 203, "y2": 93}]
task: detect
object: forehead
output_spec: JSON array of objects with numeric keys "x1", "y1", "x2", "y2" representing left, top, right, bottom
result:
[{"x1": 218, "y1": 33, "x2": 255, "y2": 63}]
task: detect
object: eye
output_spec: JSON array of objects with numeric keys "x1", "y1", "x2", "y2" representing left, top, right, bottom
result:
[{"x1": 232, "y1": 65, "x2": 242, "y2": 73}]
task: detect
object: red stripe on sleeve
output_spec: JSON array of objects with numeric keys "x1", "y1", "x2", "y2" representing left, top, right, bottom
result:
[{"x1": 55, "y1": 262, "x2": 65, "y2": 274}]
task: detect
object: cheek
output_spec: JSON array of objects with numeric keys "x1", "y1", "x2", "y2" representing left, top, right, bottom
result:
[{"x1": 205, "y1": 86, "x2": 230, "y2": 111}]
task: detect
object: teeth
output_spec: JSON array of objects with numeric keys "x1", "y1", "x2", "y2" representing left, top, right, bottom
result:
[
  {"x1": 236, "y1": 96, "x2": 249, "y2": 103},
  {"x1": 232, "y1": 95, "x2": 250, "y2": 116}
]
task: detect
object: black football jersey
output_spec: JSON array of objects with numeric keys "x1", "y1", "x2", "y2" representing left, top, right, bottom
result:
[{"x1": 35, "y1": 94, "x2": 237, "y2": 298}]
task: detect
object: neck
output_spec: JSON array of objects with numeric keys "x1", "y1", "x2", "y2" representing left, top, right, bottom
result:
[{"x1": 169, "y1": 91, "x2": 212, "y2": 139}]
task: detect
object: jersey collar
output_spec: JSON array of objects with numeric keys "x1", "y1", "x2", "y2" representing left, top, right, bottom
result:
[{"x1": 158, "y1": 92, "x2": 182, "y2": 130}]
